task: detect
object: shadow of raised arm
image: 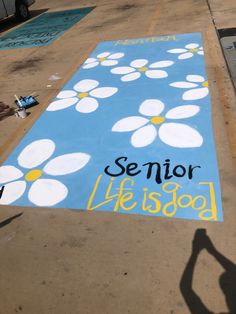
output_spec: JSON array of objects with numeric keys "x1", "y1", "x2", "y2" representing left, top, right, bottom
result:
[
  {"x1": 180, "y1": 229, "x2": 213, "y2": 314},
  {"x1": 180, "y1": 229, "x2": 236, "y2": 314},
  {"x1": 204, "y1": 235, "x2": 236, "y2": 313}
]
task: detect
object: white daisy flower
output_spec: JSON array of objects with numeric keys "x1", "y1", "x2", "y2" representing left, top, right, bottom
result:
[
  {"x1": 170, "y1": 75, "x2": 209, "y2": 101},
  {"x1": 47, "y1": 79, "x2": 118, "y2": 113},
  {"x1": 168, "y1": 43, "x2": 204, "y2": 59},
  {"x1": 112, "y1": 99, "x2": 203, "y2": 148},
  {"x1": 0, "y1": 139, "x2": 90, "y2": 206},
  {"x1": 111, "y1": 59, "x2": 174, "y2": 82},
  {"x1": 83, "y1": 52, "x2": 125, "y2": 69}
]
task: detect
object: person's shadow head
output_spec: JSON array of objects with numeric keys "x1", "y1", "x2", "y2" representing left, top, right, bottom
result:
[{"x1": 180, "y1": 229, "x2": 236, "y2": 314}]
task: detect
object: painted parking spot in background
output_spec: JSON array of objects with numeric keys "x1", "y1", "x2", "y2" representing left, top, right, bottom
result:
[
  {"x1": 0, "y1": 7, "x2": 94, "y2": 50},
  {"x1": 0, "y1": 33, "x2": 223, "y2": 222}
]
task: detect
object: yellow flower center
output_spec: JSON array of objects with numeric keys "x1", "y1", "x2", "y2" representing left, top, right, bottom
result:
[
  {"x1": 202, "y1": 81, "x2": 209, "y2": 87},
  {"x1": 138, "y1": 67, "x2": 148, "y2": 72},
  {"x1": 150, "y1": 116, "x2": 165, "y2": 125},
  {"x1": 25, "y1": 169, "x2": 43, "y2": 182},
  {"x1": 78, "y1": 92, "x2": 89, "y2": 99},
  {"x1": 189, "y1": 48, "x2": 198, "y2": 53},
  {"x1": 99, "y1": 57, "x2": 106, "y2": 61}
]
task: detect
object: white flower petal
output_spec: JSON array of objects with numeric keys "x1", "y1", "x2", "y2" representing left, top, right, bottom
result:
[
  {"x1": 0, "y1": 181, "x2": 26, "y2": 205},
  {"x1": 139, "y1": 99, "x2": 165, "y2": 117},
  {"x1": 121, "y1": 72, "x2": 141, "y2": 82},
  {"x1": 112, "y1": 116, "x2": 149, "y2": 132},
  {"x1": 28, "y1": 179, "x2": 68, "y2": 207},
  {"x1": 76, "y1": 97, "x2": 99, "y2": 113},
  {"x1": 0, "y1": 166, "x2": 23, "y2": 184},
  {"x1": 97, "y1": 52, "x2": 110, "y2": 58},
  {"x1": 178, "y1": 52, "x2": 193, "y2": 60},
  {"x1": 74, "y1": 79, "x2": 99, "y2": 92},
  {"x1": 168, "y1": 49, "x2": 187, "y2": 53},
  {"x1": 111, "y1": 67, "x2": 135, "y2": 75},
  {"x1": 159, "y1": 123, "x2": 203, "y2": 148},
  {"x1": 165, "y1": 105, "x2": 200, "y2": 119},
  {"x1": 131, "y1": 125, "x2": 157, "y2": 148},
  {"x1": 197, "y1": 51, "x2": 204, "y2": 55},
  {"x1": 130, "y1": 59, "x2": 148, "y2": 68},
  {"x1": 169, "y1": 82, "x2": 198, "y2": 88},
  {"x1": 44, "y1": 153, "x2": 90, "y2": 175},
  {"x1": 84, "y1": 58, "x2": 97, "y2": 64},
  {"x1": 90, "y1": 87, "x2": 118, "y2": 98},
  {"x1": 186, "y1": 75, "x2": 204, "y2": 83},
  {"x1": 145, "y1": 70, "x2": 168, "y2": 79},
  {"x1": 101, "y1": 60, "x2": 118, "y2": 66},
  {"x1": 108, "y1": 53, "x2": 124, "y2": 59},
  {"x1": 149, "y1": 61, "x2": 174, "y2": 68},
  {"x1": 46, "y1": 98, "x2": 78, "y2": 111},
  {"x1": 18, "y1": 139, "x2": 55, "y2": 169},
  {"x1": 57, "y1": 90, "x2": 77, "y2": 99},
  {"x1": 183, "y1": 87, "x2": 209, "y2": 100},
  {"x1": 185, "y1": 43, "x2": 199, "y2": 49},
  {"x1": 82, "y1": 62, "x2": 99, "y2": 69}
]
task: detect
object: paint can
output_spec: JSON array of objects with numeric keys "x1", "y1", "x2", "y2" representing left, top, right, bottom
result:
[{"x1": 15, "y1": 108, "x2": 27, "y2": 119}]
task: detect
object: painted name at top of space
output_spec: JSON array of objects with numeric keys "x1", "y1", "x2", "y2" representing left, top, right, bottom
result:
[{"x1": 114, "y1": 35, "x2": 177, "y2": 46}]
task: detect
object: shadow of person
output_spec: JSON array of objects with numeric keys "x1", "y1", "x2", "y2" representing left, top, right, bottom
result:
[
  {"x1": 180, "y1": 229, "x2": 236, "y2": 314},
  {"x1": 0, "y1": 101, "x2": 15, "y2": 121}
]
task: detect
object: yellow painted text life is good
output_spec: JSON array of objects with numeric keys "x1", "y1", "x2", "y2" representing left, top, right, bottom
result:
[{"x1": 87, "y1": 175, "x2": 218, "y2": 221}]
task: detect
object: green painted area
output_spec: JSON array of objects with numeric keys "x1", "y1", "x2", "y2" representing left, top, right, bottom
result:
[{"x1": 0, "y1": 7, "x2": 94, "y2": 50}]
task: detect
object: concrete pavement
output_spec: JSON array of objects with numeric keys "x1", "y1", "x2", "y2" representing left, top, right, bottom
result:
[{"x1": 0, "y1": 1, "x2": 235, "y2": 313}]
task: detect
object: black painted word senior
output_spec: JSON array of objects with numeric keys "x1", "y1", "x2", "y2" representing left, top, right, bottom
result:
[{"x1": 104, "y1": 157, "x2": 201, "y2": 184}]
